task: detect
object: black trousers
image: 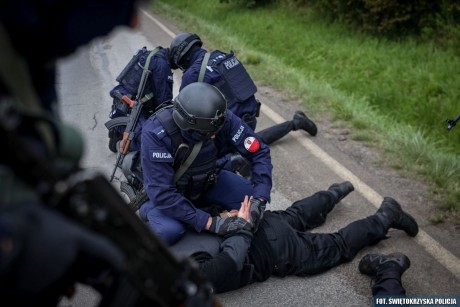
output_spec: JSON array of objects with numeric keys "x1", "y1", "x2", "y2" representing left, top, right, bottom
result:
[
  {"x1": 251, "y1": 190, "x2": 388, "y2": 280},
  {"x1": 373, "y1": 269, "x2": 406, "y2": 296},
  {"x1": 257, "y1": 121, "x2": 294, "y2": 145}
]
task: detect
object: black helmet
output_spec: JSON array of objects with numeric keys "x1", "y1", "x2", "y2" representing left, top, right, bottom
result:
[
  {"x1": 169, "y1": 33, "x2": 203, "y2": 70},
  {"x1": 173, "y1": 83, "x2": 227, "y2": 135}
]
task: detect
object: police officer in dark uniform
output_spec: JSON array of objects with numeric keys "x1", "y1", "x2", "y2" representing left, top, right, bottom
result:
[
  {"x1": 0, "y1": 0, "x2": 148, "y2": 305},
  {"x1": 140, "y1": 82, "x2": 273, "y2": 244},
  {"x1": 169, "y1": 181, "x2": 419, "y2": 294},
  {"x1": 169, "y1": 33, "x2": 318, "y2": 147},
  {"x1": 108, "y1": 45, "x2": 174, "y2": 152}
]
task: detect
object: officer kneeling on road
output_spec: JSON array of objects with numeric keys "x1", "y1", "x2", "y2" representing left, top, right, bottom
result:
[{"x1": 140, "y1": 82, "x2": 273, "y2": 244}]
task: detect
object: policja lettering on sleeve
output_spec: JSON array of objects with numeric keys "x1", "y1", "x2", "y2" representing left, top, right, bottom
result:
[
  {"x1": 150, "y1": 149, "x2": 174, "y2": 162},
  {"x1": 232, "y1": 125, "x2": 245, "y2": 142}
]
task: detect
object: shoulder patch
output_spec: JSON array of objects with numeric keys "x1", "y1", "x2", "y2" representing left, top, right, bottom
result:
[
  {"x1": 244, "y1": 136, "x2": 260, "y2": 153},
  {"x1": 149, "y1": 148, "x2": 174, "y2": 162},
  {"x1": 153, "y1": 126, "x2": 167, "y2": 140}
]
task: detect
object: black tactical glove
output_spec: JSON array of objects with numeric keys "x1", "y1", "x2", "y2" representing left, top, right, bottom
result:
[
  {"x1": 209, "y1": 216, "x2": 251, "y2": 236},
  {"x1": 250, "y1": 198, "x2": 267, "y2": 232}
]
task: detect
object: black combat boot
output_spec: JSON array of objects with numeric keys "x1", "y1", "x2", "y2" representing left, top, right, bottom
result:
[
  {"x1": 376, "y1": 197, "x2": 419, "y2": 237},
  {"x1": 328, "y1": 181, "x2": 355, "y2": 204},
  {"x1": 292, "y1": 111, "x2": 318, "y2": 136},
  {"x1": 359, "y1": 252, "x2": 411, "y2": 277}
]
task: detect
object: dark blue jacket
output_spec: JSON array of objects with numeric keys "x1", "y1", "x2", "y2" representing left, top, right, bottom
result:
[
  {"x1": 110, "y1": 47, "x2": 174, "y2": 110},
  {"x1": 140, "y1": 108, "x2": 272, "y2": 232},
  {"x1": 180, "y1": 49, "x2": 259, "y2": 130}
]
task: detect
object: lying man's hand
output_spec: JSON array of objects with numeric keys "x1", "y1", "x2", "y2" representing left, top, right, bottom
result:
[{"x1": 238, "y1": 195, "x2": 251, "y2": 222}]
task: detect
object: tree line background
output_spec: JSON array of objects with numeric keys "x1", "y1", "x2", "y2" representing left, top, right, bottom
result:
[{"x1": 223, "y1": 0, "x2": 460, "y2": 46}]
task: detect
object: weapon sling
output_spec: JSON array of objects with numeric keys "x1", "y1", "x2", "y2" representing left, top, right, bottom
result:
[
  {"x1": 174, "y1": 141, "x2": 203, "y2": 183},
  {"x1": 136, "y1": 47, "x2": 159, "y2": 101},
  {"x1": 198, "y1": 52, "x2": 211, "y2": 82}
]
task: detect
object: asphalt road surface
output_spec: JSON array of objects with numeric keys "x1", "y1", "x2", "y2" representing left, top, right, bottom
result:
[{"x1": 57, "y1": 9, "x2": 460, "y2": 307}]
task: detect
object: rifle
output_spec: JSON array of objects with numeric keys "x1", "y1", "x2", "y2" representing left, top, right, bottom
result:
[
  {"x1": 109, "y1": 94, "x2": 144, "y2": 182},
  {"x1": 0, "y1": 103, "x2": 219, "y2": 307},
  {"x1": 446, "y1": 113, "x2": 460, "y2": 131}
]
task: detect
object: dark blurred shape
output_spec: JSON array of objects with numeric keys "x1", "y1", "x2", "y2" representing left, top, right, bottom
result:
[
  {"x1": 446, "y1": 113, "x2": 460, "y2": 131},
  {"x1": 0, "y1": 0, "x2": 218, "y2": 306}
]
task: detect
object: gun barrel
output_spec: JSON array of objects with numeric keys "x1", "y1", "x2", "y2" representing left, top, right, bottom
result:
[{"x1": 110, "y1": 153, "x2": 123, "y2": 182}]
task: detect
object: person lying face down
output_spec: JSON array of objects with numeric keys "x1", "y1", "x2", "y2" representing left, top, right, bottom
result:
[{"x1": 170, "y1": 181, "x2": 419, "y2": 294}]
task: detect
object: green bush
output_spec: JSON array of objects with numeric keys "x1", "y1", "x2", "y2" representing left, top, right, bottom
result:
[
  {"x1": 224, "y1": 0, "x2": 460, "y2": 40},
  {"x1": 312, "y1": 0, "x2": 435, "y2": 36},
  {"x1": 219, "y1": 0, "x2": 309, "y2": 8},
  {"x1": 311, "y1": 0, "x2": 459, "y2": 38}
]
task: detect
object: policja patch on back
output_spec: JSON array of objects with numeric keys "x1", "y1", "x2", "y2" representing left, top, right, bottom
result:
[{"x1": 211, "y1": 51, "x2": 257, "y2": 105}]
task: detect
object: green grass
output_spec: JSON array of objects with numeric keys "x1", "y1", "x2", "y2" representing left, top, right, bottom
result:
[{"x1": 151, "y1": 0, "x2": 460, "y2": 220}]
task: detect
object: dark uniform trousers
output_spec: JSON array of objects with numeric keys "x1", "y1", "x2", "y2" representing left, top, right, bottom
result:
[
  {"x1": 249, "y1": 190, "x2": 388, "y2": 282},
  {"x1": 372, "y1": 269, "x2": 406, "y2": 296}
]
